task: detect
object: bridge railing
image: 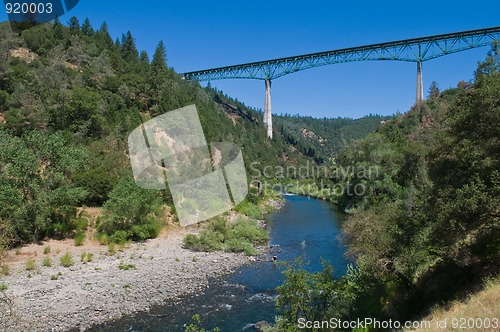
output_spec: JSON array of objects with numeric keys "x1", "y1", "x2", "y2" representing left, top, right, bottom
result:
[{"x1": 183, "y1": 26, "x2": 500, "y2": 81}]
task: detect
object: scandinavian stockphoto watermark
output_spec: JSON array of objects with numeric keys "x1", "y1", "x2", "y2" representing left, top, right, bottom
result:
[
  {"x1": 4, "y1": 0, "x2": 80, "y2": 25},
  {"x1": 249, "y1": 161, "x2": 379, "y2": 198},
  {"x1": 128, "y1": 105, "x2": 248, "y2": 227},
  {"x1": 297, "y1": 317, "x2": 500, "y2": 330}
]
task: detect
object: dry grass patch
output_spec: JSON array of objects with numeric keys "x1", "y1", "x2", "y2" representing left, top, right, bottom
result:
[{"x1": 407, "y1": 276, "x2": 500, "y2": 332}]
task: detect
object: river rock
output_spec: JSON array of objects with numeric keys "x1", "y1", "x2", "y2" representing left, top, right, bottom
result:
[{"x1": 254, "y1": 320, "x2": 272, "y2": 331}]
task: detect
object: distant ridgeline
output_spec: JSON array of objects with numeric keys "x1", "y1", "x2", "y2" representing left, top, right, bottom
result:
[{"x1": 274, "y1": 114, "x2": 392, "y2": 164}]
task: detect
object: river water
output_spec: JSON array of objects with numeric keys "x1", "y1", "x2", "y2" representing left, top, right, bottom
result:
[{"x1": 92, "y1": 195, "x2": 349, "y2": 331}]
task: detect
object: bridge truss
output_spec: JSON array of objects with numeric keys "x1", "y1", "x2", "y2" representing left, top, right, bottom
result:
[{"x1": 183, "y1": 26, "x2": 500, "y2": 138}]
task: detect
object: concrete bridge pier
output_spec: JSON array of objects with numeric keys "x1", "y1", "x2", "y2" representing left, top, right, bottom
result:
[
  {"x1": 416, "y1": 61, "x2": 423, "y2": 103},
  {"x1": 264, "y1": 79, "x2": 273, "y2": 138}
]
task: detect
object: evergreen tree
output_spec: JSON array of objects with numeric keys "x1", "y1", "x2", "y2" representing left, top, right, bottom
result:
[
  {"x1": 53, "y1": 17, "x2": 64, "y2": 39},
  {"x1": 428, "y1": 81, "x2": 440, "y2": 98},
  {"x1": 68, "y1": 16, "x2": 80, "y2": 33},
  {"x1": 150, "y1": 40, "x2": 168, "y2": 90},
  {"x1": 151, "y1": 40, "x2": 167, "y2": 74},
  {"x1": 139, "y1": 50, "x2": 150, "y2": 63},
  {"x1": 120, "y1": 31, "x2": 138, "y2": 62},
  {"x1": 97, "y1": 22, "x2": 114, "y2": 49},
  {"x1": 474, "y1": 40, "x2": 500, "y2": 81},
  {"x1": 81, "y1": 17, "x2": 94, "y2": 36}
]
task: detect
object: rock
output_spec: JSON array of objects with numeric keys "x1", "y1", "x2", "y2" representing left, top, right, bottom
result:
[{"x1": 254, "y1": 320, "x2": 272, "y2": 331}]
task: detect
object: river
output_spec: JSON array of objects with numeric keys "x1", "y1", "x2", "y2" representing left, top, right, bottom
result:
[{"x1": 91, "y1": 195, "x2": 349, "y2": 331}]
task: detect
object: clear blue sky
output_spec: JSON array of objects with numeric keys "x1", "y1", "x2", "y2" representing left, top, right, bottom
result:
[{"x1": 2, "y1": 1, "x2": 500, "y2": 118}]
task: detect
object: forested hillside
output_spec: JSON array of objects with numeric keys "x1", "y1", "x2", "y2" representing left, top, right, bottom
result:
[
  {"x1": 0, "y1": 18, "x2": 385, "y2": 250},
  {"x1": 274, "y1": 44, "x2": 500, "y2": 330},
  {"x1": 275, "y1": 114, "x2": 392, "y2": 164}
]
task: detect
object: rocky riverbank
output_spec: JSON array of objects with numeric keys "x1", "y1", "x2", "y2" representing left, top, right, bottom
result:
[{"x1": 0, "y1": 228, "x2": 253, "y2": 332}]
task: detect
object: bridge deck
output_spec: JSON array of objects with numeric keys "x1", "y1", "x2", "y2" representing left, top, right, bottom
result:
[{"x1": 183, "y1": 26, "x2": 500, "y2": 81}]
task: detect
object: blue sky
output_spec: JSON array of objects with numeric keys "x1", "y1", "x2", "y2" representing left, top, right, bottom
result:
[{"x1": 2, "y1": 1, "x2": 500, "y2": 118}]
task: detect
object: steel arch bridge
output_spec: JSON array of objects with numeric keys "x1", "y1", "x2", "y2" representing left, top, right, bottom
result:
[{"x1": 183, "y1": 26, "x2": 500, "y2": 138}]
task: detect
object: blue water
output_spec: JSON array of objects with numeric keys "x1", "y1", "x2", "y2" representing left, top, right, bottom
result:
[{"x1": 90, "y1": 196, "x2": 348, "y2": 331}]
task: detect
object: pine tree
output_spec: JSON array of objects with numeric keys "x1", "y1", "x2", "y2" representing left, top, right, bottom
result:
[
  {"x1": 151, "y1": 40, "x2": 167, "y2": 78},
  {"x1": 139, "y1": 50, "x2": 150, "y2": 63},
  {"x1": 53, "y1": 17, "x2": 64, "y2": 40},
  {"x1": 120, "y1": 31, "x2": 139, "y2": 62},
  {"x1": 428, "y1": 81, "x2": 440, "y2": 99},
  {"x1": 68, "y1": 16, "x2": 80, "y2": 33},
  {"x1": 97, "y1": 22, "x2": 114, "y2": 49},
  {"x1": 81, "y1": 18, "x2": 94, "y2": 36}
]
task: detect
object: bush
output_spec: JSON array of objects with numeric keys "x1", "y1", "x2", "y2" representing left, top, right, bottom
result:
[
  {"x1": 183, "y1": 217, "x2": 268, "y2": 255},
  {"x1": 60, "y1": 252, "x2": 74, "y2": 267},
  {"x1": 96, "y1": 233, "x2": 109, "y2": 245},
  {"x1": 225, "y1": 238, "x2": 258, "y2": 256},
  {"x1": 109, "y1": 230, "x2": 128, "y2": 245},
  {"x1": 42, "y1": 257, "x2": 52, "y2": 267},
  {"x1": 43, "y1": 246, "x2": 51, "y2": 254},
  {"x1": 108, "y1": 243, "x2": 116, "y2": 255},
  {"x1": 0, "y1": 283, "x2": 7, "y2": 291},
  {"x1": 235, "y1": 200, "x2": 264, "y2": 219},
  {"x1": 228, "y1": 218, "x2": 268, "y2": 244},
  {"x1": 97, "y1": 176, "x2": 164, "y2": 242},
  {"x1": 131, "y1": 217, "x2": 162, "y2": 240},
  {"x1": 81, "y1": 252, "x2": 93, "y2": 263},
  {"x1": 118, "y1": 262, "x2": 136, "y2": 270},
  {"x1": 74, "y1": 231, "x2": 85, "y2": 246},
  {"x1": 185, "y1": 314, "x2": 220, "y2": 332},
  {"x1": 25, "y1": 259, "x2": 36, "y2": 271},
  {"x1": 0, "y1": 265, "x2": 9, "y2": 276},
  {"x1": 73, "y1": 217, "x2": 88, "y2": 232},
  {"x1": 183, "y1": 234, "x2": 202, "y2": 251}
]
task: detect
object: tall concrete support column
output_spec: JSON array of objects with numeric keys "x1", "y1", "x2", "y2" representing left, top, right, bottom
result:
[
  {"x1": 264, "y1": 79, "x2": 273, "y2": 138},
  {"x1": 416, "y1": 61, "x2": 423, "y2": 103}
]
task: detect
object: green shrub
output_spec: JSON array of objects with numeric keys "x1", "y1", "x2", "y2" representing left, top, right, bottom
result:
[
  {"x1": 74, "y1": 217, "x2": 88, "y2": 232},
  {"x1": 108, "y1": 243, "x2": 116, "y2": 255},
  {"x1": 0, "y1": 283, "x2": 7, "y2": 291},
  {"x1": 225, "y1": 238, "x2": 258, "y2": 256},
  {"x1": 183, "y1": 217, "x2": 268, "y2": 255},
  {"x1": 0, "y1": 265, "x2": 9, "y2": 276},
  {"x1": 131, "y1": 217, "x2": 162, "y2": 240},
  {"x1": 81, "y1": 252, "x2": 93, "y2": 263},
  {"x1": 42, "y1": 257, "x2": 52, "y2": 267},
  {"x1": 118, "y1": 262, "x2": 136, "y2": 270},
  {"x1": 183, "y1": 234, "x2": 201, "y2": 250},
  {"x1": 74, "y1": 231, "x2": 85, "y2": 246},
  {"x1": 198, "y1": 229, "x2": 225, "y2": 251},
  {"x1": 235, "y1": 200, "x2": 264, "y2": 219},
  {"x1": 229, "y1": 219, "x2": 268, "y2": 244},
  {"x1": 25, "y1": 259, "x2": 36, "y2": 271},
  {"x1": 43, "y1": 246, "x2": 51, "y2": 255},
  {"x1": 185, "y1": 314, "x2": 220, "y2": 332},
  {"x1": 96, "y1": 233, "x2": 109, "y2": 245},
  {"x1": 60, "y1": 252, "x2": 74, "y2": 267},
  {"x1": 97, "y1": 176, "x2": 164, "y2": 242},
  {"x1": 50, "y1": 274, "x2": 59, "y2": 280},
  {"x1": 109, "y1": 230, "x2": 128, "y2": 245}
]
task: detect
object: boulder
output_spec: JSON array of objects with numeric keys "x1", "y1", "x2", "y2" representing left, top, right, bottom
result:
[{"x1": 254, "y1": 320, "x2": 271, "y2": 331}]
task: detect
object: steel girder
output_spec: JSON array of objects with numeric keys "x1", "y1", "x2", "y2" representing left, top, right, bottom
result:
[{"x1": 183, "y1": 26, "x2": 500, "y2": 82}]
